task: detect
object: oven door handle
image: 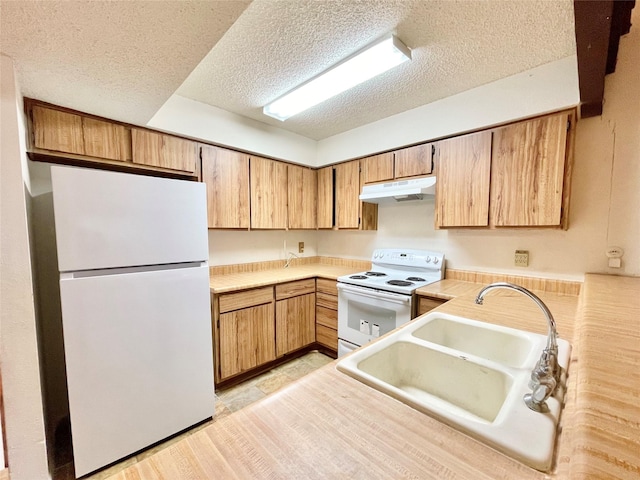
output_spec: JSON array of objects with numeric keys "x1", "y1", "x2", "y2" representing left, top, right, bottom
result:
[{"x1": 337, "y1": 283, "x2": 412, "y2": 305}]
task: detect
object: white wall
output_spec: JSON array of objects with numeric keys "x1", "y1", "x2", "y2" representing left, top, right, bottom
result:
[
  {"x1": 316, "y1": 55, "x2": 580, "y2": 164},
  {"x1": 148, "y1": 95, "x2": 318, "y2": 166},
  {"x1": 0, "y1": 54, "x2": 50, "y2": 479},
  {"x1": 209, "y1": 230, "x2": 318, "y2": 266},
  {"x1": 317, "y1": 18, "x2": 640, "y2": 280}
]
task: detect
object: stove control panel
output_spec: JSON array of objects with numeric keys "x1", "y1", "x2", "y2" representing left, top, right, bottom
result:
[{"x1": 371, "y1": 249, "x2": 445, "y2": 270}]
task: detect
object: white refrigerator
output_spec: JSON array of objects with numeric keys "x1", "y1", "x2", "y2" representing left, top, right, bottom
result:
[{"x1": 50, "y1": 166, "x2": 214, "y2": 477}]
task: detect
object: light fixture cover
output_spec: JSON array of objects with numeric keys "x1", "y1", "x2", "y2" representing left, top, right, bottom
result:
[{"x1": 263, "y1": 34, "x2": 411, "y2": 121}]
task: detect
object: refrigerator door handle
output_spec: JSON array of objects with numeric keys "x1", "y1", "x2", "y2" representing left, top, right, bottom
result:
[{"x1": 64, "y1": 261, "x2": 208, "y2": 279}]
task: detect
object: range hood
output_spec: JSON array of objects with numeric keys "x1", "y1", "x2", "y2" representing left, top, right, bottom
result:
[{"x1": 359, "y1": 176, "x2": 436, "y2": 203}]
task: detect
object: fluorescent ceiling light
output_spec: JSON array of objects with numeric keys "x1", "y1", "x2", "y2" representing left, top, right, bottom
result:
[{"x1": 263, "y1": 34, "x2": 411, "y2": 121}]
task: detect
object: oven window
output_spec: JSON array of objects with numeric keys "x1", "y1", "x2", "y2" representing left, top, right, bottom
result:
[{"x1": 347, "y1": 300, "x2": 398, "y2": 337}]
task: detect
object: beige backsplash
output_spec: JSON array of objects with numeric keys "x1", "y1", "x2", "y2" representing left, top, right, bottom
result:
[{"x1": 210, "y1": 257, "x2": 581, "y2": 295}]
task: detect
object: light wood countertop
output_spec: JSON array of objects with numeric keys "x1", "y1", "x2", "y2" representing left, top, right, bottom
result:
[
  {"x1": 415, "y1": 278, "x2": 486, "y2": 300},
  {"x1": 110, "y1": 273, "x2": 639, "y2": 479},
  {"x1": 210, "y1": 264, "x2": 359, "y2": 294}
]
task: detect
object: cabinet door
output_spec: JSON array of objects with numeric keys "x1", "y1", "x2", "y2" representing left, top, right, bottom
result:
[
  {"x1": 490, "y1": 113, "x2": 568, "y2": 226},
  {"x1": 335, "y1": 160, "x2": 360, "y2": 229},
  {"x1": 81, "y1": 117, "x2": 130, "y2": 162},
  {"x1": 250, "y1": 156, "x2": 288, "y2": 229},
  {"x1": 201, "y1": 145, "x2": 250, "y2": 229},
  {"x1": 394, "y1": 143, "x2": 433, "y2": 179},
  {"x1": 435, "y1": 131, "x2": 492, "y2": 227},
  {"x1": 317, "y1": 166, "x2": 334, "y2": 229},
  {"x1": 288, "y1": 165, "x2": 317, "y2": 229},
  {"x1": 276, "y1": 293, "x2": 315, "y2": 357},
  {"x1": 361, "y1": 153, "x2": 394, "y2": 184},
  {"x1": 219, "y1": 303, "x2": 275, "y2": 380},
  {"x1": 32, "y1": 106, "x2": 85, "y2": 155},
  {"x1": 131, "y1": 129, "x2": 197, "y2": 174}
]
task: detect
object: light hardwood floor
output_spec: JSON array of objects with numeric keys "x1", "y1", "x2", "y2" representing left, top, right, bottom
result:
[{"x1": 53, "y1": 351, "x2": 333, "y2": 480}]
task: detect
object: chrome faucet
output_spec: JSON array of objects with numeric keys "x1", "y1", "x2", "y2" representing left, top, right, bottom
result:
[{"x1": 475, "y1": 282, "x2": 560, "y2": 413}]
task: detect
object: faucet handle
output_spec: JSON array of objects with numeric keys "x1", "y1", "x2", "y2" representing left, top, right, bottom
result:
[{"x1": 524, "y1": 376, "x2": 556, "y2": 413}]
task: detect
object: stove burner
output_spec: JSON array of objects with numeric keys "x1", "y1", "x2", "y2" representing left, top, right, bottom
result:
[
  {"x1": 349, "y1": 275, "x2": 369, "y2": 280},
  {"x1": 387, "y1": 280, "x2": 414, "y2": 287},
  {"x1": 365, "y1": 271, "x2": 387, "y2": 277},
  {"x1": 406, "y1": 277, "x2": 426, "y2": 282}
]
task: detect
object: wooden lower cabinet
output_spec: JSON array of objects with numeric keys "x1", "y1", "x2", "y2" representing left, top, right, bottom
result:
[
  {"x1": 275, "y1": 279, "x2": 316, "y2": 357},
  {"x1": 316, "y1": 278, "x2": 339, "y2": 352},
  {"x1": 416, "y1": 295, "x2": 447, "y2": 316},
  {"x1": 215, "y1": 278, "x2": 338, "y2": 382},
  {"x1": 316, "y1": 323, "x2": 338, "y2": 350},
  {"x1": 276, "y1": 293, "x2": 316, "y2": 357},
  {"x1": 219, "y1": 303, "x2": 275, "y2": 380},
  {"x1": 217, "y1": 286, "x2": 275, "y2": 381}
]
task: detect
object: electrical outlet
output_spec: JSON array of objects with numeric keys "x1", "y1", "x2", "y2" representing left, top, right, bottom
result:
[
  {"x1": 515, "y1": 250, "x2": 529, "y2": 267},
  {"x1": 606, "y1": 246, "x2": 623, "y2": 268},
  {"x1": 606, "y1": 246, "x2": 624, "y2": 258},
  {"x1": 298, "y1": 242, "x2": 304, "y2": 253}
]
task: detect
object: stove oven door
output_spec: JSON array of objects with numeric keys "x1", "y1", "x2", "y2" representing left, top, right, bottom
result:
[{"x1": 337, "y1": 283, "x2": 412, "y2": 355}]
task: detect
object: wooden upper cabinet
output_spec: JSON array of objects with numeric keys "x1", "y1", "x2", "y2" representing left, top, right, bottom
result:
[
  {"x1": 334, "y1": 160, "x2": 360, "y2": 229},
  {"x1": 288, "y1": 165, "x2": 317, "y2": 229},
  {"x1": 394, "y1": 143, "x2": 434, "y2": 179},
  {"x1": 435, "y1": 131, "x2": 492, "y2": 228},
  {"x1": 131, "y1": 128, "x2": 197, "y2": 174},
  {"x1": 82, "y1": 117, "x2": 130, "y2": 161},
  {"x1": 250, "y1": 156, "x2": 288, "y2": 229},
  {"x1": 201, "y1": 145, "x2": 250, "y2": 229},
  {"x1": 317, "y1": 166, "x2": 334, "y2": 229},
  {"x1": 490, "y1": 113, "x2": 569, "y2": 227},
  {"x1": 32, "y1": 106, "x2": 85, "y2": 155},
  {"x1": 32, "y1": 105, "x2": 129, "y2": 162},
  {"x1": 361, "y1": 153, "x2": 394, "y2": 184}
]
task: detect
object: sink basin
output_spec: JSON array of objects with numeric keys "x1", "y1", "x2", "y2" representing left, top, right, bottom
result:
[
  {"x1": 411, "y1": 315, "x2": 534, "y2": 368},
  {"x1": 357, "y1": 341, "x2": 512, "y2": 422},
  {"x1": 336, "y1": 312, "x2": 571, "y2": 472}
]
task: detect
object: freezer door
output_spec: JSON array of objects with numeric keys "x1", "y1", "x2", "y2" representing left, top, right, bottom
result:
[
  {"x1": 59, "y1": 264, "x2": 214, "y2": 476},
  {"x1": 51, "y1": 166, "x2": 208, "y2": 272}
]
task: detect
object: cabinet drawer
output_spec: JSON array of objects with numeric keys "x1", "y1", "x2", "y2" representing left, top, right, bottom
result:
[
  {"x1": 316, "y1": 324, "x2": 338, "y2": 351},
  {"x1": 417, "y1": 296, "x2": 446, "y2": 316},
  {"x1": 275, "y1": 278, "x2": 315, "y2": 300},
  {"x1": 316, "y1": 292, "x2": 338, "y2": 310},
  {"x1": 316, "y1": 278, "x2": 338, "y2": 296},
  {"x1": 218, "y1": 286, "x2": 274, "y2": 314},
  {"x1": 316, "y1": 305, "x2": 337, "y2": 329}
]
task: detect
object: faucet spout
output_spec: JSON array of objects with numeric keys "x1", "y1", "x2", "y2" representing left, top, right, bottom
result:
[{"x1": 475, "y1": 282, "x2": 560, "y2": 413}]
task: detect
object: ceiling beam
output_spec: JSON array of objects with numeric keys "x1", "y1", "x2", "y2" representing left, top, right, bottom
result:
[{"x1": 573, "y1": 0, "x2": 635, "y2": 118}]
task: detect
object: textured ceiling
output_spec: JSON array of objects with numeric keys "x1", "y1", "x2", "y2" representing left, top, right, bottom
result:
[
  {"x1": 0, "y1": 1, "x2": 251, "y2": 125},
  {"x1": 1, "y1": 0, "x2": 576, "y2": 140},
  {"x1": 178, "y1": 0, "x2": 577, "y2": 140}
]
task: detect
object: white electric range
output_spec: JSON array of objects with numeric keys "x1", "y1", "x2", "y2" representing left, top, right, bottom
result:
[{"x1": 336, "y1": 248, "x2": 445, "y2": 357}]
